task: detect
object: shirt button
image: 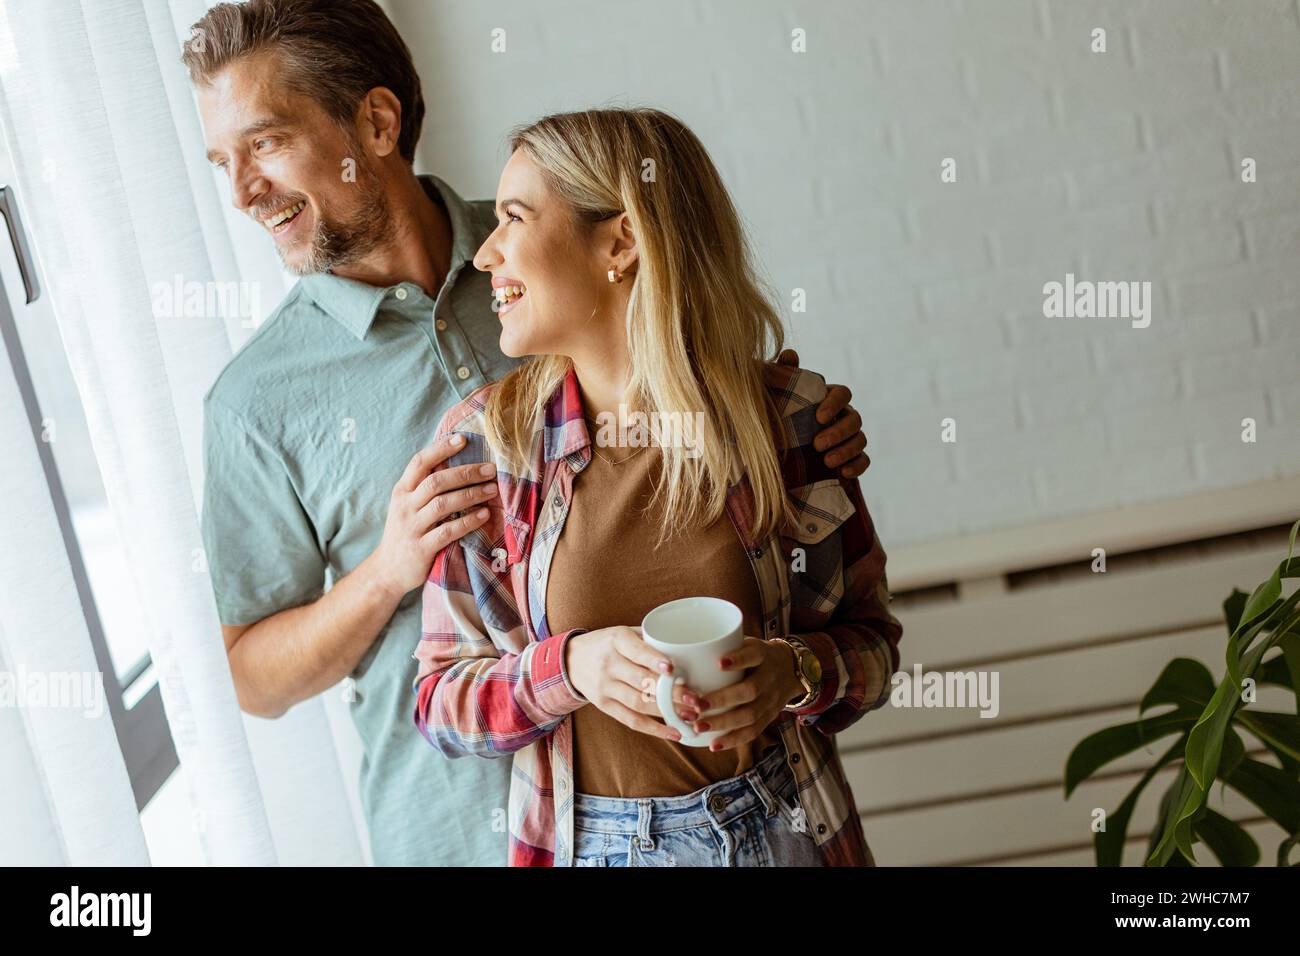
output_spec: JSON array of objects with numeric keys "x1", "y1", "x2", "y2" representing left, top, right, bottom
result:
[
  {"x1": 533, "y1": 566, "x2": 542, "y2": 581},
  {"x1": 457, "y1": 366, "x2": 470, "y2": 380},
  {"x1": 805, "y1": 521, "x2": 818, "y2": 534},
  {"x1": 435, "y1": 319, "x2": 447, "y2": 331},
  {"x1": 394, "y1": 288, "x2": 408, "y2": 300}
]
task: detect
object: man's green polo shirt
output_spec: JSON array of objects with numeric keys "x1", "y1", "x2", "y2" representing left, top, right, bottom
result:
[{"x1": 200, "y1": 174, "x2": 520, "y2": 866}]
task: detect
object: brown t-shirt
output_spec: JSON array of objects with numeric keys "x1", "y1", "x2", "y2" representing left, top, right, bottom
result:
[{"x1": 545, "y1": 440, "x2": 782, "y2": 798}]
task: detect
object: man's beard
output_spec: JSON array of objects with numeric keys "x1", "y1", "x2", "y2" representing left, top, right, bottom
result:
[{"x1": 281, "y1": 160, "x2": 396, "y2": 276}]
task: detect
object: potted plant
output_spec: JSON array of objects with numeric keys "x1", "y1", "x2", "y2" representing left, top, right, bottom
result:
[{"x1": 1065, "y1": 519, "x2": 1300, "y2": 866}]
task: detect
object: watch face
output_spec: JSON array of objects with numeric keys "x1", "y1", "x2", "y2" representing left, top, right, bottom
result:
[{"x1": 802, "y1": 648, "x2": 822, "y2": 684}]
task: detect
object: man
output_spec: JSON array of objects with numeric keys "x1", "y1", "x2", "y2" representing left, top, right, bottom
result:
[{"x1": 188, "y1": 0, "x2": 871, "y2": 867}]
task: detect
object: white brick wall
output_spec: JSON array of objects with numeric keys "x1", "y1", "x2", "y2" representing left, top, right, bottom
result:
[{"x1": 388, "y1": 0, "x2": 1300, "y2": 548}]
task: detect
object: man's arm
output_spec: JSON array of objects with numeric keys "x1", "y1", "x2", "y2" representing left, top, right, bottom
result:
[
  {"x1": 221, "y1": 550, "x2": 405, "y2": 718},
  {"x1": 202, "y1": 398, "x2": 496, "y2": 718}
]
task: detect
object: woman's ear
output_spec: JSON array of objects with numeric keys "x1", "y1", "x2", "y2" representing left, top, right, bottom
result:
[{"x1": 608, "y1": 211, "x2": 639, "y2": 275}]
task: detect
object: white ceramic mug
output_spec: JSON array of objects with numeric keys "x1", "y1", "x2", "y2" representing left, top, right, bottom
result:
[{"x1": 640, "y1": 596, "x2": 746, "y2": 747}]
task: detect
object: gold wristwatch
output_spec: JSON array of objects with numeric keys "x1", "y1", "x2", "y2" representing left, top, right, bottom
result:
[{"x1": 772, "y1": 637, "x2": 821, "y2": 711}]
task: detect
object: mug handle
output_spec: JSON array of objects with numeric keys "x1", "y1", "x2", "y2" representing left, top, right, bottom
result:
[{"x1": 656, "y1": 673, "x2": 694, "y2": 740}]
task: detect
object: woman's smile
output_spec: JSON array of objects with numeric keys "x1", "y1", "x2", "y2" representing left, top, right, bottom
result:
[{"x1": 491, "y1": 276, "x2": 528, "y2": 314}]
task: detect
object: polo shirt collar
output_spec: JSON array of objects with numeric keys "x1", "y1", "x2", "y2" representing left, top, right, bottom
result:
[
  {"x1": 300, "y1": 173, "x2": 485, "y2": 340},
  {"x1": 427, "y1": 171, "x2": 485, "y2": 278},
  {"x1": 302, "y1": 272, "x2": 388, "y2": 340}
]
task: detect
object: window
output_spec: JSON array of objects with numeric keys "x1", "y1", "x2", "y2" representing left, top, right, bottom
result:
[{"x1": 0, "y1": 141, "x2": 176, "y2": 810}]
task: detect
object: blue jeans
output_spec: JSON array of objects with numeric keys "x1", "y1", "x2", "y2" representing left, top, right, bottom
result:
[{"x1": 571, "y1": 746, "x2": 823, "y2": 867}]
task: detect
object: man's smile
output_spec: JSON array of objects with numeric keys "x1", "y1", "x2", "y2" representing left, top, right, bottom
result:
[{"x1": 260, "y1": 199, "x2": 307, "y2": 237}]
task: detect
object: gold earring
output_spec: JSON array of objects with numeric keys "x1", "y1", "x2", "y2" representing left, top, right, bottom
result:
[{"x1": 607, "y1": 267, "x2": 623, "y2": 283}]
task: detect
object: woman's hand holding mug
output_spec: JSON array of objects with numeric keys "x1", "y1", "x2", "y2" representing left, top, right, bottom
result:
[
  {"x1": 685, "y1": 637, "x2": 804, "y2": 752},
  {"x1": 564, "y1": 626, "x2": 706, "y2": 741},
  {"x1": 639, "y1": 597, "x2": 797, "y2": 750}
]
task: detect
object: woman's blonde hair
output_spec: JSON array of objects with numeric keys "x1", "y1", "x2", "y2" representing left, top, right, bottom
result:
[{"x1": 482, "y1": 107, "x2": 795, "y2": 548}]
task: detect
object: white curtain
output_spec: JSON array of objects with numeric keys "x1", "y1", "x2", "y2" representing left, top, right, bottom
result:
[
  {"x1": 0, "y1": 0, "x2": 366, "y2": 865},
  {"x1": 0, "y1": 356, "x2": 149, "y2": 865}
]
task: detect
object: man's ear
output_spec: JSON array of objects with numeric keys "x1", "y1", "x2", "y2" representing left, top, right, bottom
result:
[{"x1": 356, "y1": 86, "x2": 402, "y2": 160}]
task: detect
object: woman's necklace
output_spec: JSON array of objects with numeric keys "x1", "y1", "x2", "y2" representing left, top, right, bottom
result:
[{"x1": 584, "y1": 416, "x2": 649, "y2": 465}]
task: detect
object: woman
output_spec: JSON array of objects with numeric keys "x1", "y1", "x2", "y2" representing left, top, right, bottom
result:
[{"x1": 412, "y1": 108, "x2": 902, "y2": 867}]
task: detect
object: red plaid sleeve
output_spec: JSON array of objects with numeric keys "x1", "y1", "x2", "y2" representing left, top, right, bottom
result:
[{"x1": 411, "y1": 400, "x2": 589, "y2": 757}]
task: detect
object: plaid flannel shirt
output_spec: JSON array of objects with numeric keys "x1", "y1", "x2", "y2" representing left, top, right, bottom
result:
[{"x1": 412, "y1": 361, "x2": 903, "y2": 866}]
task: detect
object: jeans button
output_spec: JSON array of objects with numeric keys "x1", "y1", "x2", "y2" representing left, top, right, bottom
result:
[{"x1": 708, "y1": 793, "x2": 728, "y2": 814}]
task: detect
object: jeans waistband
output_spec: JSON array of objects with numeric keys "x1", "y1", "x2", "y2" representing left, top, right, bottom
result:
[{"x1": 572, "y1": 745, "x2": 795, "y2": 834}]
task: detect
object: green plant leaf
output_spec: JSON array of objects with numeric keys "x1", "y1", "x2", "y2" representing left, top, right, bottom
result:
[
  {"x1": 1151, "y1": 689, "x2": 1254, "y2": 865},
  {"x1": 1066, "y1": 709, "x2": 1196, "y2": 797},
  {"x1": 1230, "y1": 525, "x2": 1300, "y2": 652},
  {"x1": 1138, "y1": 658, "x2": 1216, "y2": 726},
  {"x1": 1248, "y1": 650, "x2": 1300, "y2": 773},
  {"x1": 1223, "y1": 756, "x2": 1300, "y2": 834},
  {"x1": 1254, "y1": 736, "x2": 1300, "y2": 777},
  {"x1": 1185, "y1": 676, "x2": 1236, "y2": 791},
  {"x1": 1279, "y1": 833, "x2": 1300, "y2": 867},
  {"x1": 1173, "y1": 797, "x2": 1208, "y2": 864},
  {"x1": 1223, "y1": 588, "x2": 1250, "y2": 635},
  {"x1": 1229, "y1": 608, "x2": 1300, "y2": 735},
  {"x1": 1279, "y1": 631, "x2": 1300, "y2": 716},
  {"x1": 1093, "y1": 736, "x2": 1187, "y2": 866},
  {"x1": 1166, "y1": 724, "x2": 1247, "y2": 866},
  {"x1": 1210, "y1": 605, "x2": 1300, "y2": 794},
  {"x1": 1256, "y1": 651, "x2": 1295, "y2": 689},
  {"x1": 1194, "y1": 808, "x2": 1260, "y2": 867},
  {"x1": 1235, "y1": 710, "x2": 1300, "y2": 762},
  {"x1": 1147, "y1": 779, "x2": 1197, "y2": 867},
  {"x1": 1146, "y1": 765, "x2": 1204, "y2": 865},
  {"x1": 1227, "y1": 592, "x2": 1300, "y2": 691},
  {"x1": 1099, "y1": 521, "x2": 1300, "y2": 868},
  {"x1": 1235, "y1": 573, "x2": 1283, "y2": 640},
  {"x1": 1218, "y1": 725, "x2": 1248, "y2": 780}
]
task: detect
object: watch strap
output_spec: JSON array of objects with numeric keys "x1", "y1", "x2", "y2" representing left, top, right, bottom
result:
[{"x1": 776, "y1": 637, "x2": 819, "y2": 711}]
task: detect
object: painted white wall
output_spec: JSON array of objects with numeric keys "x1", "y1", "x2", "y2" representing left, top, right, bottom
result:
[{"x1": 388, "y1": 0, "x2": 1300, "y2": 549}]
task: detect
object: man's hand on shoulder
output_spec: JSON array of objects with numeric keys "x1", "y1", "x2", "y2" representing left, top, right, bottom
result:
[
  {"x1": 775, "y1": 348, "x2": 870, "y2": 479},
  {"x1": 369, "y1": 432, "x2": 500, "y2": 598}
]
